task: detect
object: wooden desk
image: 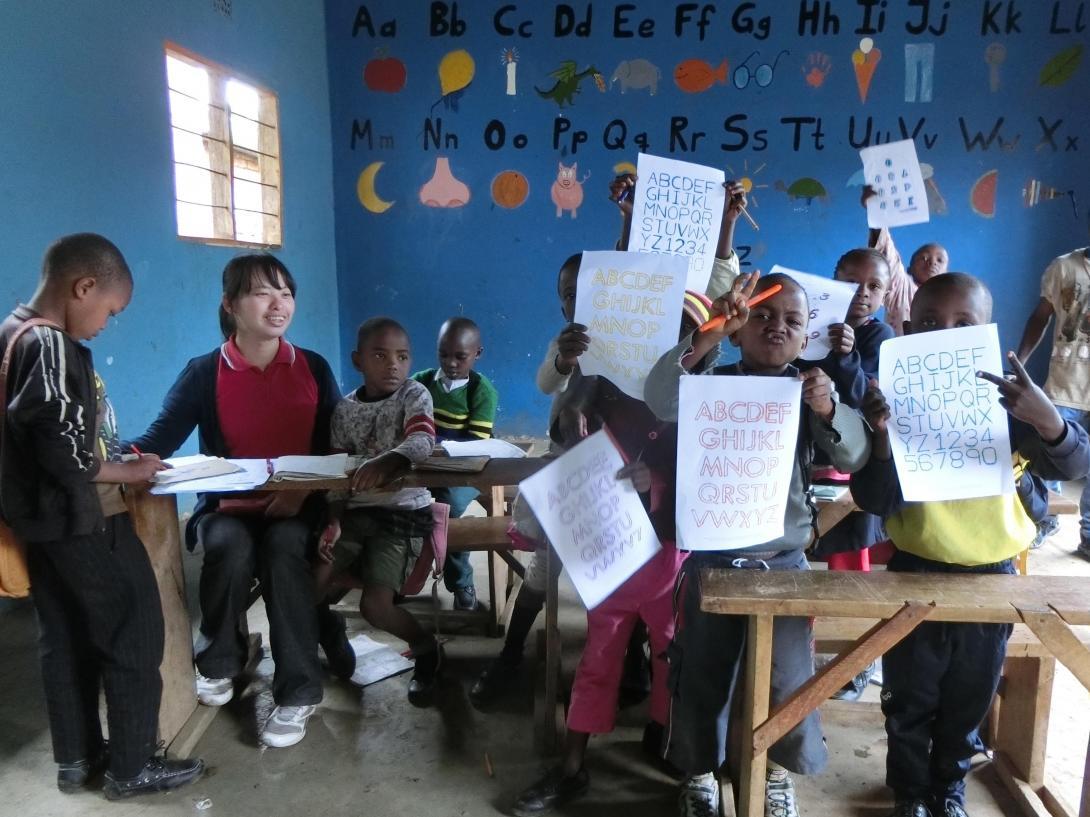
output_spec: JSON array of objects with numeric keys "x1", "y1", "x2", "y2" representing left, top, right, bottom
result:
[
  {"x1": 699, "y1": 569, "x2": 1090, "y2": 817},
  {"x1": 128, "y1": 457, "x2": 548, "y2": 750}
]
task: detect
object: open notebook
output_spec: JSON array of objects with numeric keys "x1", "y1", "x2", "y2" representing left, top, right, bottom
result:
[{"x1": 266, "y1": 453, "x2": 349, "y2": 481}]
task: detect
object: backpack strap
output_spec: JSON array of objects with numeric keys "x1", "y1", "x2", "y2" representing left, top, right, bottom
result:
[{"x1": 0, "y1": 318, "x2": 64, "y2": 429}]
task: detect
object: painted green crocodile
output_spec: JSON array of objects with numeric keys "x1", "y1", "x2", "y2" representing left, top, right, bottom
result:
[{"x1": 535, "y1": 61, "x2": 605, "y2": 108}]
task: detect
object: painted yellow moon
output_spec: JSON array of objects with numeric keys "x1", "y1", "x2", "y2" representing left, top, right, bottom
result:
[
  {"x1": 613, "y1": 161, "x2": 637, "y2": 177},
  {"x1": 357, "y1": 162, "x2": 394, "y2": 213}
]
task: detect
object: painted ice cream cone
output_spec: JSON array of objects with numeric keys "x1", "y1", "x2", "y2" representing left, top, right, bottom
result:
[{"x1": 852, "y1": 38, "x2": 881, "y2": 103}]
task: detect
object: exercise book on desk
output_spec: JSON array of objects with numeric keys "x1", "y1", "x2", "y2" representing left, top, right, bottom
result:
[
  {"x1": 149, "y1": 459, "x2": 269, "y2": 495},
  {"x1": 153, "y1": 455, "x2": 242, "y2": 485},
  {"x1": 414, "y1": 455, "x2": 491, "y2": 473},
  {"x1": 266, "y1": 453, "x2": 349, "y2": 481},
  {"x1": 439, "y1": 438, "x2": 527, "y2": 458}
]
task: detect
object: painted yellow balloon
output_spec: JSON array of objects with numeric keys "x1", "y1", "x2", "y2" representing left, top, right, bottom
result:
[
  {"x1": 357, "y1": 162, "x2": 393, "y2": 214},
  {"x1": 438, "y1": 49, "x2": 475, "y2": 96}
]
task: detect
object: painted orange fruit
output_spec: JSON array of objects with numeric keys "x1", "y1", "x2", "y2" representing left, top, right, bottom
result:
[
  {"x1": 491, "y1": 170, "x2": 530, "y2": 209},
  {"x1": 970, "y1": 169, "x2": 998, "y2": 218}
]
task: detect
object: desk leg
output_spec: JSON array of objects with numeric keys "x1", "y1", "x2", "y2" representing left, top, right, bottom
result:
[
  {"x1": 738, "y1": 614, "x2": 773, "y2": 817},
  {"x1": 995, "y1": 655, "x2": 1054, "y2": 789},
  {"x1": 541, "y1": 545, "x2": 563, "y2": 754},
  {"x1": 486, "y1": 486, "x2": 510, "y2": 637},
  {"x1": 126, "y1": 490, "x2": 196, "y2": 748}
]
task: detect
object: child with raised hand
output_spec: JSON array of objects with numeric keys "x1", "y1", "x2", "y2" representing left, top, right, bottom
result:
[
  {"x1": 644, "y1": 272, "x2": 872, "y2": 817},
  {"x1": 860, "y1": 184, "x2": 949, "y2": 334},
  {"x1": 808, "y1": 247, "x2": 895, "y2": 409},
  {"x1": 610, "y1": 171, "x2": 748, "y2": 298},
  {"x1": 510, "y1": 291, "x2": 719, "y2": 817},
  {"x1": 0, "y1": 234, "x2": 204, "y2": 798},
  {"x1": 851, "y1": 273, "x2": 1090, "y2": 817},
  {"x1": 317, "y1": 317, "x2": 443, "y2": 706},
  {"x1": 807, "y1": 248, "x2": 894, "y2": 582},
  {"x1": 411, "y1": 317, "x2": 499, "y2": 611}
]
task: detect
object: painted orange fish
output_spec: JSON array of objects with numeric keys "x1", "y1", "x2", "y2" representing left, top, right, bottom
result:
[{"x1": 674, "y1": 58, "x2": 729, "y2": 93}]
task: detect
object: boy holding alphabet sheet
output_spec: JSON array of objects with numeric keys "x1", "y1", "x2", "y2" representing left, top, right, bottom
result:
[
  {"x1": 851, "y1": 273, "x2": 1090, "y2": 817},
  {"x1": 645, "y1": 272, "x2": 871, "y2": 817}
]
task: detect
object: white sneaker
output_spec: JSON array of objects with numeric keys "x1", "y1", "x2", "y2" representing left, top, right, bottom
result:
[
  {"x1": 765, "y1": 771, "x2": 800, "y2": 817},
  {"x1": 261, "y1": 705, "x2": 317, "y2": 748},
  {"x1": 678, "y1": 773, "x2": 720, "y2": 817},
  {"x1": 195, "y1": 671, "x2": 233, "y2": 706}
]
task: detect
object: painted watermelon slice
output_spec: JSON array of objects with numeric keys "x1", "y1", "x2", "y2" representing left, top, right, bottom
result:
[{"x1": 970, "y1": 170, "x2": 998, "y2": 218}]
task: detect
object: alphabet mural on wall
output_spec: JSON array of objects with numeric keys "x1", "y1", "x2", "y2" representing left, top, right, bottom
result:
[{"x1": 328, "y1": 0, "x2": 1090, "y2": 433}]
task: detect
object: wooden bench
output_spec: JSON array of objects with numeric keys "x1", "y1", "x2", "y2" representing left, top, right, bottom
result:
[
  {"x1": 332, "y1": 510, "x2": 528, "y2": 636},
  {"x1": 701, "y1": 569, "x2": 1090, "y2": 817}
]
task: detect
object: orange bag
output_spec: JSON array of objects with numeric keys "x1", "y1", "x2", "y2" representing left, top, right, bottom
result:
[{"x1": 0, "y1": 317, "x2": 64, "y2": 598}]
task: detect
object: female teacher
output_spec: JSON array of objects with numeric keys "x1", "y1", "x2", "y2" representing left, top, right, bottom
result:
[{"x1": 132, "y1": 254, "x2": 349, "y2": 750}]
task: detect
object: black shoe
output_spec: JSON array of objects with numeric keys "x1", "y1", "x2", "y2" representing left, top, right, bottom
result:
[
  {"x1": 512, "y1": 766, "x2": 590, "y2": 816},
  {"x1": 318, "y1": 607, "x2": 356, "y2": 681},
  {"x1": 641, "y1": 721, "x2": 682, "y2": 778},
  {"x1": 889, "y1": 800, "x2": 932, "y2": 817},
  {"x1": 102, "y1": 756, "x2": 205, "y2": 800},
  {"x1": 57, "y1": 744, "x2": 108, "y2": 794},
  {"x1": 407, "y1": 641, "x2": 444, "y2": 707},
  {"x1": 1077, "y1": 539, "x2": 1090, "y2": 562},
  {"x1": 937, "y1": 801, "x2": 969, "y2": 817},
  {"x1": 469, "y1": 655, "x2": 520, "y2": 709}
]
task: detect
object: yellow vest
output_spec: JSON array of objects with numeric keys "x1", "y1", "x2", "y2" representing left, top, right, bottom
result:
[{"x1": 886, "y1": 457, "x2": 1036, "y2": 566}]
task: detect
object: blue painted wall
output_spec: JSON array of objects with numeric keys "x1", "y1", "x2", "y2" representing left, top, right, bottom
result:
[
  {"x1": 325, "y1": 0, "x2": 1089, "y2": 434},
  {"x1": 0, "y1": 0, "x2": 341, "y2": 445}
]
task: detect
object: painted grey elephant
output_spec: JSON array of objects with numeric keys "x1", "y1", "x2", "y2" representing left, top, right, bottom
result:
[{"x1": 609, "y1": 58, "x2": 660, "y2": 94}]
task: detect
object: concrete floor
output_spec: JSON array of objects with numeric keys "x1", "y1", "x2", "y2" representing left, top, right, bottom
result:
[{"x1": 1, "y1": 487, "x2": 1088, "y2": 817}]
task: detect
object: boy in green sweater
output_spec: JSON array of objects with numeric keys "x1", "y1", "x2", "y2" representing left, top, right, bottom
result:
[{"x1": 411, "y1": 317, "x2": 499, "y2": 610}]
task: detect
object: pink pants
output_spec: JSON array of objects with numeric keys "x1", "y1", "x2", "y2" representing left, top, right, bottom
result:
[{"x1": 566, "y1": 543, "x2": 686, "y2": 735}]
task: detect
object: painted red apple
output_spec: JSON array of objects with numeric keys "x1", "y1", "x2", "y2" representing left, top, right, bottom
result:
[{"x1": 364, "y1": 54, "x2": 406, "y2": 93}]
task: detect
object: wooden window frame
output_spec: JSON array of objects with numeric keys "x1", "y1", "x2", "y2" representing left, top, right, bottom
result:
[{"x1": 165, "y1": 41, "x2": 283, "y2": 249}]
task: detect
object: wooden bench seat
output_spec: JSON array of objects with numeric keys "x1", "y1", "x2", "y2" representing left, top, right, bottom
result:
[{"x1": 446, "y1": 515, "x2": 516, "y2": 551}]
